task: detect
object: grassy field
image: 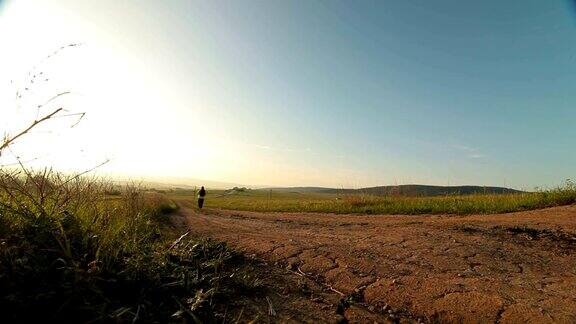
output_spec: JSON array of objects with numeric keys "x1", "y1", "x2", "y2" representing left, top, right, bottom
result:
[
  {"x1": 0, "y1": 169, "x2": 264, "y2": 322},
  {"x1": 171, "y1": 184, "x2": 576, "y2": 215}
]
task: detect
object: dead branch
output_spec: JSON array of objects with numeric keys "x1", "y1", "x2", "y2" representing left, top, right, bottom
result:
[
  {"x1": 169, "y1": 232, "x2": 190, "y2": 250},
  {"x1": 0, "y1": 107, "x2": 63, "y2": 155}
]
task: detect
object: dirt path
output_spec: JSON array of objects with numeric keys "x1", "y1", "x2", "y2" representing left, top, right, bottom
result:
[{"x1": 178, "y1": 200, "x2": 576, "y2": 323}]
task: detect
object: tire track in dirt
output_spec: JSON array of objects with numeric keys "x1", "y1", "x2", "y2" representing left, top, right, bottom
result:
[{"x1": 179, "y1": 202, "x2": 576, "y2": 323}]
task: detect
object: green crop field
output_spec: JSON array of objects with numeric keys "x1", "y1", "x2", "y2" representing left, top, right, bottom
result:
[{"x1": 170, "y1": 183, "x2": 576, "y2": 215}]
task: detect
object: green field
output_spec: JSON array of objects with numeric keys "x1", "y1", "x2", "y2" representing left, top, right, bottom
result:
[{"x1": 170, "y1": 184, "x2": 576, "y2": 215}]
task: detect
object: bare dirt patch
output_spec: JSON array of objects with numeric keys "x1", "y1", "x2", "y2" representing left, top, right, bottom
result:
[{"x1": 179, "y1": 201, "x2": 576, "y2": 323}]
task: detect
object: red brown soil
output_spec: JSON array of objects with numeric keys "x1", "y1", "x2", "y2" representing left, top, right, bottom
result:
[{"x1": 177, "y1": 200, "x2": 576, "y2": 323}]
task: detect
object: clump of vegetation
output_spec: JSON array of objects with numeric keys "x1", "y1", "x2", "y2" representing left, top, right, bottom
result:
[
  {"x1": 197, "y1": 181, "x2": 576, "y2": 215},
  {"x1": 0, "y1": 169, "x2": 262, "y2": 322}
]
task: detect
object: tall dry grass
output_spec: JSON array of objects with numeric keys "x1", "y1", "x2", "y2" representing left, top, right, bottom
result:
[
  {"x1": 0, "y1": 168, "x2": 262, "y2": 322},
  {"x1": 0, "y1": 168, "x2": 163, "y2": 268}
]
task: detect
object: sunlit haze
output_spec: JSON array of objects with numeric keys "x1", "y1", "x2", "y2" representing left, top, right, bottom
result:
[{"x1": 1, "y1": 0, "x2": 576, "y2": 189}]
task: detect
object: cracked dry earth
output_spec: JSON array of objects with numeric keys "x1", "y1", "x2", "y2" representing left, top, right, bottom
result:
[{"x1": 178, "y1": 201, "x2": 576, "y2": 323}]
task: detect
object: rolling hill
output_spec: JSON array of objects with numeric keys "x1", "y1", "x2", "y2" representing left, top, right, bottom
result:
[{"x1": 268, "y1": 185, "x2": 523, "y2": 196}]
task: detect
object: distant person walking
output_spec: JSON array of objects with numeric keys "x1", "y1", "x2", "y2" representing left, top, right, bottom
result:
[{"x1": 198, "y1": 186, "x2": 206, "y2": 209}]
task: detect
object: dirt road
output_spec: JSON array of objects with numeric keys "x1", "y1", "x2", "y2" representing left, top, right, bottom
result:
[{"x1": 179, "y1": 200, "x2": 576, "y2": 323}]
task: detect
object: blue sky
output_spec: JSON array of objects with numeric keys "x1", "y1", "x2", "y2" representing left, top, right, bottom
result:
[{"x1": 1, "y1": 0, "x2": 575, "y2": 188}]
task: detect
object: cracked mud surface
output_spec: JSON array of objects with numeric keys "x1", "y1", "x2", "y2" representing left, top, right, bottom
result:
[{"x1": 178, "y1": 200, "x2": 576, "y2": 323}]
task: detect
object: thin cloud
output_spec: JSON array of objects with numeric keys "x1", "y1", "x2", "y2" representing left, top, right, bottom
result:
[
  {"x1": 253, "y1": 143, "x2": 311, "y2": 153},
  {"x1": 450, "y1": 144, "x2": 486, "y2": 159},
  {"x1": 237, "y1": 141, "x2": 312, "y2": 153},
  {"x1": 468, "y1": 153, "x2": 485, "y2": 159},
  {"x1": 451, "y1": 144, "x2": 476, "y2": 152},
  {"x1": 214, "y1": 139, "x2": 312, "y2": 153}
]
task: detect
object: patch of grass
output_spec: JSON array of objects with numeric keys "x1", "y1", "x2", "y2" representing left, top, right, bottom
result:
[
  {"x1": 0, "y1": 169, "x2": 263, "y2": 322},
  {"x1": 186, "y1": 182, "x2": 576, "y2": 215}
]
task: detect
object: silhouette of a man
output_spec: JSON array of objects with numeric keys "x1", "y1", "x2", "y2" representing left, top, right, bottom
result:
[{"x1": 198, "y1": 186, "x2": 206, "y2": 209}]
